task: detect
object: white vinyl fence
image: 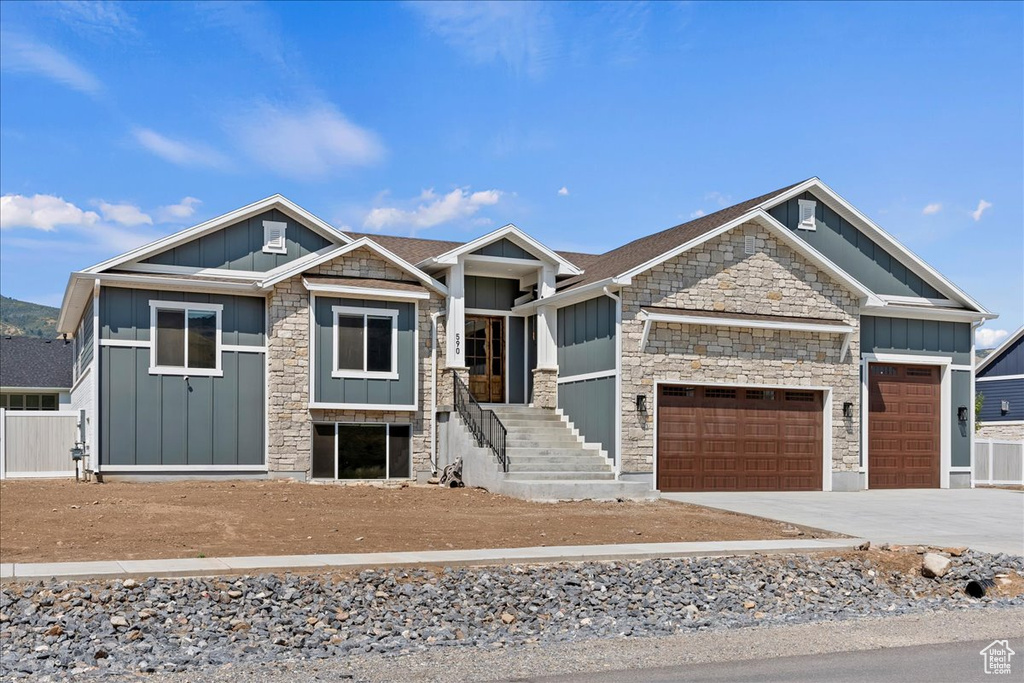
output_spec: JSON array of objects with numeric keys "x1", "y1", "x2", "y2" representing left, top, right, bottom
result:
[
  {"x1": 0, "y1": 409, "x2": 83, "y2": 479},
  {"x1": 974, "y1": 439, "x2": 1024, "y2": 486}
]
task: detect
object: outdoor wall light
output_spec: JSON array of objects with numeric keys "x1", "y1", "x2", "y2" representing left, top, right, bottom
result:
[
  {"x1": 1001, "y1": 400, "x2": 1011, "y2": 415},
  {"x1": 957, "y1": 405, "x2": 969, "y2": 422},
  {"x1": 636, "y1": 394, "x2": 647, "y2": 412},
  {"x1": 843, "y1": 401, "x2": 854, "y2": 418}
]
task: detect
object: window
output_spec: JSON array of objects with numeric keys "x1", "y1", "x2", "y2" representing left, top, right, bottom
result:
[
  {"x1": 311, "y1": 422, "x2": 412, "y2": 480},
  {"x1": 785, "y1": 391, "x2": 816, "y2": 402},
  {"x1": 332, "y1": 306, "x2": 399, "y2": 379},
  {"x1": 0, "y1": 393, "x2": 59, "y2": 411},
  {"x1": 797, "y1": 199, "x2": 817, "y2": 231},
  {"x1": 705, "y1": 388, "x2": 737, "y2": 399},
  {"x1": 149, "y1": 301, "x2": 223, "y2": 376},
  {"x1": 662, "y1": 386, "x2": 695, "y2": 397},
  {"x1": 871, "y1": 365, "x2": 897, "y2": 376},
  {"x1": 262, "y1": 220, "x2": 287, "y2": 254},
  {"x1": 746, "y1": 389, "x2": 776, "y2": 401}
]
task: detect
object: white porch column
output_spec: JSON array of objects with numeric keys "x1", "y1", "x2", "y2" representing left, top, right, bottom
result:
[
  {"x1": 446, "y1": 257, "x2": 467, "y2": 368},
  {"x1": 536, "y1": 264, "x2": 557, "y2": 370}
]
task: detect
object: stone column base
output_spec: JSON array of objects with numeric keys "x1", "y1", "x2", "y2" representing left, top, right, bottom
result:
[{"x1": 531, "y1": 368, "x2": 558, "y2": 409}]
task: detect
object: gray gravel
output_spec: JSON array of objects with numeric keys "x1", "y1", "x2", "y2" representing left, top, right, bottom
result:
[{"x1": 1, "y1": 549, "x2": 1022, "y2": 681}]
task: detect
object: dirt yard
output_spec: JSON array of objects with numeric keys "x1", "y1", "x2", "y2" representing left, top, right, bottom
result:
[{"x1": 0, "y1": 480, "x2": 839, "y2": 563}]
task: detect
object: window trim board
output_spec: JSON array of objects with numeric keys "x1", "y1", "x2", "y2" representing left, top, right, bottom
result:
[
  {"x1": 330, "y1": 305, "x2": 400, "y2": 380},
  {"x1": 148, "y1": 300, "x2": 224, "y2": 377}
]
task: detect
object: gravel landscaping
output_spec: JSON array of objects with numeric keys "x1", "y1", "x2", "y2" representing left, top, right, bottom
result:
[{"x1": 2, "y1": 547, "x2": 1022, "y2": 680}]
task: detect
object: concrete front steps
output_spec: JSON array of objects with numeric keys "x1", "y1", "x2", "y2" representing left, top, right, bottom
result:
[{"x1": 452, "y1": 404, "x2": 656, "y2": 501}]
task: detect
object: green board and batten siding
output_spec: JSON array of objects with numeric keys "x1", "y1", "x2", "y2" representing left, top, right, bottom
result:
[
  {"x1": 556, "y1": 295, "x2": 617, "y2": 460},
  {"x1": 471, "y1": 238, "x2": 537, "y2": 260},
  {"x1": 142, "y1": 208, "x2": 331, "y2": 272},
  {"x1": 770, "y1": 192, "x2": 944, "y2": 299},
  {"x1": 465, "y1": 276, "x2": 520, "y2": 311},
  {"x1": 313, "y1": 297, "x2": 416, "y2": 406},
  {"x1": 861, "y1": 315, "x2": 972, "y2": 469},
  {"x1": 99, "y1": 287, "x2": 266, "y2": 467}
]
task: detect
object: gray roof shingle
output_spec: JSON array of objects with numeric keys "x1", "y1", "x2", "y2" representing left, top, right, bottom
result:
[{"x1": 0, "y1": 336, "x2": 74, "y2": 389}]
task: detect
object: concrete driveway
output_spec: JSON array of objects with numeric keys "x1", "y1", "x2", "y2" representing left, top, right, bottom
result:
[{"x1": 664, "y1": 489, "x2": 1024, "y2": 556}]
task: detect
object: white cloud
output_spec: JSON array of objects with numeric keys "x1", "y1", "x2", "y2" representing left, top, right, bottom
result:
[
  {"x1": 229, "y1": 103, "x2": 384, "y2": 180},
  {"x1": 51, "y1": 1, "x2": 138, "y2": 38},
  {"x1": 0, "y1": 31, "x2": 103, "y2": 96},
  {"x1": 976, "y1": 328, "x2": 1009, "y2": 349},
  {"x1": 704, "y1": 191, "x2": 731, "y2": 207},
  {"x1": 971, "y1": 199, "x2": 993, "y2": 222},
  {"x1": 558, "y1": 186, "x2": 569, "y2": 196},
  {"x1": 364, "y1": 187, "x2": 503, "y2": 231},
  {"x1": 922, "y1": 203, "x2": 942, "y2": 215},
  {"x1": 97, "y1": 201, "x2": 152, "y2": 227},
  {"x1": 408, "y1": 1, "x2": 556, "y2": 78},
  {"x1": 689, "y1": 209, "x2": 706, "y2": 219},
  {"x1": 156, "y1": 197, "x2": 202, "y2": 223},
  {"x1": 0, "y1": 194, "x2": 99, "y2": 231},
  {"x1": 133, "y1": 128, "x2": 229, "y2": 169}
]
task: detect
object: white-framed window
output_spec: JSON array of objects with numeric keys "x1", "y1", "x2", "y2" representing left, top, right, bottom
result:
[
  {"x1": 263, "y1": 220, "x2": 287, "y2": 254},
  {"x1": 797, "y1": 199, "x2": 817, "y2": 231},
  {"x1": 311, "y1": 422, "x2": 412, "y2": 480},
  {"x1": 149, "y1": 300, "x2": 223, "y2": 376},
  {"x1": 331, "y1": 305, "x2": 399, "y2": 379}
]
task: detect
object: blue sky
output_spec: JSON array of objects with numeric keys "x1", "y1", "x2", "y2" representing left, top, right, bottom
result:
[{"x1": 1, "y1": 1, "x2": 1021, "y2": 346}]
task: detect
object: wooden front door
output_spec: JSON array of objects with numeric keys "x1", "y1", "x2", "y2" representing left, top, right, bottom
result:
[
  {"x1": 868, "y1": 363, "x2": 941, "y2": 489},
  {"x1": 466, "y1": 316, "x2": 505, "y2": 403},
  {"x1": 656, "y1": 385, "x2": 823, "y2": 492}
]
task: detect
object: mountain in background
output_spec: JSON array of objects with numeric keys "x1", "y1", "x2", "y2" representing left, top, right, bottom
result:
[{"x1": 0, "y1": 295, "x2": 60, "y2": 338}]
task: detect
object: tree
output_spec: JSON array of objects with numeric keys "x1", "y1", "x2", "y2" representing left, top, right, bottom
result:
[{"x1": 975, "y1": 393, "x2": 984, "y2": 433}]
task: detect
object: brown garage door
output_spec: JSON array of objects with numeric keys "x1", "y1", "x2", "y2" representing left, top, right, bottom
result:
[
  {"x1": 868, "y1": 364, "x2": 940, "y2": 489},
  {"x1": 657, "y1": 385, "x2": 823, "y2": 492}
]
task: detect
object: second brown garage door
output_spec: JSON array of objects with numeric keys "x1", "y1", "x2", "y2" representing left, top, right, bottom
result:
[
  {"x1": 657, "y1": 385, "x2": 823, "y2": 492},
  {"x1": 868, "y1": 364, "x2": 941, "y2": 489}
]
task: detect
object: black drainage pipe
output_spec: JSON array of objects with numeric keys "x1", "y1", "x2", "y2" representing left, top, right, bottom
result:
[{"x1": 965, "y1": 578, "x2": 995, "y2": 598}]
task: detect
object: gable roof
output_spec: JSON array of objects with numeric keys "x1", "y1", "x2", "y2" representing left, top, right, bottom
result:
[
  {"x1": 413, "y1": 223, "x2": 584, "y2": 276},
  {"x1": 0, "y1": 336, "x2": 74, "y2": 389},
  {"x1": 976, "y1": 326, "x2": 1024, "y2": 374},
  {"x1": 556, "y1": 181, "x2": 806, "y2": 291},
  {"x1": 344, "y1": 232, "x2": 464, "y2": 264},
  {"x1": 82, "y1": 194, "x2": 352, "y2": 275}
]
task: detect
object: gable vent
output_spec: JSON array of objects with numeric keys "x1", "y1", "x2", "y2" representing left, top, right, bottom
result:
[
  {"x1": 797, "y1": 199, "x2": 817, "y2": 231},
  {"x1": 263, "y1": 220, "x2": 287, "y2": 254},
  {"x1": 744, "y1": 235, "x2": 756, "y2": 255}
]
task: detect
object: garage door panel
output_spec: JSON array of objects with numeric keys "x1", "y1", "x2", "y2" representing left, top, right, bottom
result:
[
  {"x1": 868, "y1": 364, "x2": 940, "y2": 489},
  {"x1": 657, "y1": 384, "x2": 822, "y2": 492}
]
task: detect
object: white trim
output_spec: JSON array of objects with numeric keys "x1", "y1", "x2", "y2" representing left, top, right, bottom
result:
[
  {"x1": 99, "y1": 338, "x2": 151, "y2": 348},
  {"x1": 970, "y1": 319, "x2": 978, "y2": 486},
  {"x1": 797, "y1": 198, "x2": 817, "y2": 231},
  {"x1": 308, "y1": 292, "x2": 316, "y2": 405},
  {"x1": 117, "y1": 262, "x2": 266, "y2": 280},
  {"x1": 638, "y1": 309, "x2": 855, "y2": 336},
  {"x1": 308, "y1": 402, "x2": 418, "y2": 412},
  {"x1": 264, "y1": 293, "x2": 270, "y2": 478},
  {"x1": 879, "y1": 295, "x2": 962, "y2": 308},
  {"x1": 330, "y1": 305, "x2": 400, "y2": 380},
  {"x1": 605, "y1": 287, "x2": 623, "y2": 478},
  {"x1": 1, "y1": 409, "x2": 81, "y2": 417},
  {"x1": 90, "y1": 280, "x2": 100, "y2": 473},
  {"x1": 0, "y1": 386, "x2": 72, "y2": 393},
  {"x1": 222, "y1": 344, "x2": 266, "y2": 354},
  {"x1": 950, "y1": 364, "x2": 973, "y2": 372},
  {"x1": 556, "y1": 369, "x2": 617, "y2": 384},
  {"x1": 148, "y1": 300, "x2": 224, "y2": 378},
  {"x1": 652, "y1": 379, "x2": 835, "y2": 493},
  {"x1": 0, "y1": 407, "x2": 5, "y2": 480},
  {"x1": 758, "y1": 179, "x2": 992, "y2": 314},
  {"x1": 512, "y1": 277, "x2": 619, "y2": 314},
  {"x1": 860, "y1": 354, "x2": 953, "y2": 489},
  {"x1": 4, "y1": 471, "x2": 78, "y2": 479},
  {"x1": 69, "y1": 364, "x2": 91, "y2": 394},
  {"x1": 81, "y1": 194, "x2": 352, "y2": 275},
  {"x1": 465, "y1": 308, "x2": 513, "y2": 317},
  {"x1": 262, "y1": 220, "x2": 287, "y2": 254},
  {"x1": 976, "y1": 326, "x2": 1024, "y2": 373},
  {"x1": 420, "y1": 224, "x2": 582, "y2": 277},
  {"x1": 302, "y1": 280, "x2": 430, "y2": 301},
  {"x1": 99, "y1": 465, "x2": 269, "y2": 473},
  {"x1": 861, "y1": 303, "x2": 989, "y2": 323},
  {"x1": 978, "y1": 420, "x2": 1024, "y2": 426},
  {"x1": 976, "y1": 374, "x2": 1024, "y2": 382},
  {"x1": 92, "y1": 272, "x2": 262, "y2": 295}
]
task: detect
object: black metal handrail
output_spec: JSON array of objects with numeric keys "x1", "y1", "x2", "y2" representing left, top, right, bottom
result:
[{"x1": 452, "y1": 370, "x2": 508, "y2": 472}]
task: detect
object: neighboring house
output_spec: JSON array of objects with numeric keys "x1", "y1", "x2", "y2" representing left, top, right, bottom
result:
[
  {"x1": 975, "y1": 327, "x2": 1024, "y2": 441},
  {"x1": 56, "y1": 178, "x2": 995, "y2": 494},
  {"x1": 0, "y1": 336, "x2": 73, "y2": 411}
]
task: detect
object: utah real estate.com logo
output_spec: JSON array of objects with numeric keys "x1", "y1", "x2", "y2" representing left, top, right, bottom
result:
[{"x1": 980, "y1": 640, "x2": 1015, "y2": 675}]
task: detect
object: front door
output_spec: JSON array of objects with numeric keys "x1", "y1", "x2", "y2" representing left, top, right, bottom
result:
[{"x1": 466, "y1": 316, "x2": 505, "y2": 403}]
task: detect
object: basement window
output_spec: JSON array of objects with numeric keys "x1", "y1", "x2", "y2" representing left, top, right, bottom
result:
[
  {"x1": 797, "y1": 199, "x2": 817, "y2": 231},
  {"x1": 332, "y1": 305, "x2": 399, "y2": 379},
  {"x1": 311, "y1": 423, "x2": 412, "y2": 479},
  {"x1": 262, "y1": 220, "x2": 287, "y2": 254},
  {"x1": 149, "y1": 301, "x2": 223, "y2": 376}
]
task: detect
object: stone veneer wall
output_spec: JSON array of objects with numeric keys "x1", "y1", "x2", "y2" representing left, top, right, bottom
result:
[
  {"x1": 618, "y1": 221, "x2": 862, "y2": 478},
  {"x1": 977, "y1": 423, "x2": 1024, "y2": 441},
  {"x1": 531, "y1": 368, "x2": 558, "y2": 409},
  {"x1": 267, "y1": 246, "x2": 445, "y2": 478}
]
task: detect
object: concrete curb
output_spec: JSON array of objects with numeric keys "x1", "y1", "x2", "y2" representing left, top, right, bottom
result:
[{"x1": 0, "y1": 538, "x2": 864, "y2": 582}]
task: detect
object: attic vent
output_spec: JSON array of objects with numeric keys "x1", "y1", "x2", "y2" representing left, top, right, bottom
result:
[
  {"x1": 744, "y1": 235, "x2": 756, "y2": 255},
  {"x1": 797, "y1": 199, "x2": 817, "y2": 231},
  {"x1": 263, "y1": 220, "x2": 287, "y2": 254}
]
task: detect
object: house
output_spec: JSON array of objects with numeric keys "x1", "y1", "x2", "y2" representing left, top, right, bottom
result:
[
  {"x1": 55, "y1": 178, "x2": 995, "y2": 495},
  {"x1": 975, "y1": 327, "x2": 1024, "y2": 441},
  {"x1": 0, "y1": 336, "x2": 74, "y2": 411}
]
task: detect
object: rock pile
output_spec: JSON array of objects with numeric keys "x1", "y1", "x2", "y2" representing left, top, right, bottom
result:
[{"x1": 1, "y1": 550, "x2": 1021, "y2": 679}]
